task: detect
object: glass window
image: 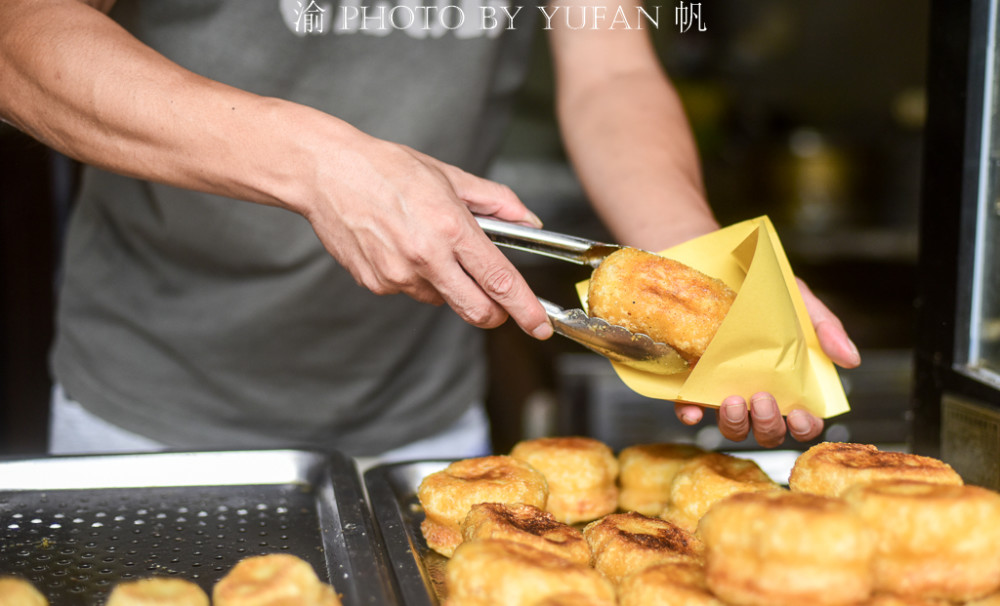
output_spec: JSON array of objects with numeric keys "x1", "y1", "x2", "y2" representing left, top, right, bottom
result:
[{"x1": 970, "y1": 0, "x2": 1000, "y2": 383}]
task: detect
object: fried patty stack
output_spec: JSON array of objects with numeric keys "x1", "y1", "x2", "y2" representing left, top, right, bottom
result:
[
  {"x1": 418, "y1": 455, "x2": 549, "y2": 557},
  {"x1": 443, "y1": 539, "x2": 616, "y2": 606},
  {"x1": 843, "y1": 480, "x2": 1000, "y2": 602},
  {"x1": 510, "y1": 437, "x2": 619, "y2": 525},
  {"x1": 699, "y1": 491, "x2": 876, "y2": 606},
  {"x1": 583, "y1": 512, "x2": 703, "y2": 584},
  {"x1": 789, "y1": 442, "x2": 964, "y2": 497},
  {"x1": 659, "y1": 452, "x2": 784, "y2": 533},
  {"x1": 419, "y1": 440, "x2": 1000, "y2": 606},
  {"x1": 617, "y1": 443, "x2": 706, "y2": 516},
  {"x1": 461, "y1": 503, "x2": 591, "y2": 566},
  {"x1": 617, "y1": 562, "x2": 725, "y2": 606}
]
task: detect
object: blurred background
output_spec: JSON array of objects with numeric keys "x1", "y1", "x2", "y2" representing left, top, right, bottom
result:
[
  {"x1": 483, "y1": 0, "x2": 928, "y2": 454},
  {"x1": 0, "y1": 0, "x2": 928, "y2": 456}
]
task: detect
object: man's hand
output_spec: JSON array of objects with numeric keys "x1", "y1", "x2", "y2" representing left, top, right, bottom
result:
[
  {"x1": 674, "y1": 278, "x2": 861, "y2": 447},
  {"x1": 297, "y1": 134, "x2": 553, "y2": 340}
]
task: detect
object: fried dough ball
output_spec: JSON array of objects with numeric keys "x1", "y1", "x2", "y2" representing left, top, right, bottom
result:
[
  {"x1": 843, "y1": 480, "x2": 1000, "y2": 601},
  {"x1": 587, "y1": 247, "x2": 736, "y2": 365},
  {"x1": 212, "y1": 553, "x2": 340, "y2": 606},
  {"x1": 583, "y1": 512, "x2": 703, "y2": 584},
  {"x1": 509, "y1": 437, "x2": 618, "y2": 525},
  {"x1": 659, "y1": 452, "x2": 783, "y2": 533},
  {"x1": 444, "y1": 538, "x2": 616, "y2": 606},
  {"x1": 461, "y1": 502, "x2": 591, "y2": 565},
  {"x1": 617, "y1": 562, "x2": 726, "y2": 606},
  {"x1": 418, "y1": 455, "x2": 549, "y2": 557},
  {"x1": 0, "y1": 577, "x2": 47, "y2": 606},
  {"x1": 789, "y1": 442, "x2": 963, "y2": 497},
  {"x1": 699, "y1": 491, "x2": 875, "y2": 606},
  {"x1": 618, "y1": 443, "x2": 706, "y2": 516},
  {"x1": 107, "y1": 578, "x2": 210, "y2": 606}
]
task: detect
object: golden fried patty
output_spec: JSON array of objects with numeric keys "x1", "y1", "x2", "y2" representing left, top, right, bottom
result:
[
  {"x1": 659, "y1": 452, "x2": 783, "y2": 533},
  {"x1": 0, "y1": 577, "x2": 48, "y2": 606},
  {"x1": 212, "y1": 553, "x2": 340, "y2": 606},
  {"x1": 618, "y1": 443, "x2": 706, "y2": 516},
  {"x1": 444, "y1": 539, "x2": 616, "y2": 606},
  {"x1": 509, "y1": 437, "x2": 618, "y2": 525},
  {"x1": 106, "y1": 578, "x2": 210, "y2": 606},
  {"x1": 587, "y1": 247, "x2": 736, "y2": 365},
  {"x1": 461, "y1": 502, "x2": 591, "y2": 566},
  {"x1": 418, "y1": 455, "x2": 549, "y2": 557},
  {"x1": 843, "y1": 480, "x2": 1000, "y2": 602},
  {"x1": 583, "y1": 512, "x2": 703, "y2": 584},
  {"x1": 699, "y1": 491, "x2": 875, "y2": 606},
  {"x1": 617, "y1": 562, "x2": 725, "y2": 606},
  {"x1": 789, "y1": 442, "x2": 964, "y2": 497}
]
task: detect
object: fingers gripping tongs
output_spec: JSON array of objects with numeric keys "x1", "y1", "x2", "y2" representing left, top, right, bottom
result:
[{"x1": 476, "y1": 217, "x2": 689, "y2": 375}]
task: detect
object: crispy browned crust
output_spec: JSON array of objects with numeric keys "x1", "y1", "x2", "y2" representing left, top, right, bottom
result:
[
  {"x1": 586, "y1": 248, "x2": 736, "y2": 364},
  {"x1": 699, "y1": 491, "x2": 876, "y2": 606},
  {"x1": 461, "y1": 503, "x2": 591, "y2": 566},
  {"x1": 0, "y1": 577, "x2": 48, "y2": 606},
  {"x1": 789, "y1": 442, "x2": 964, "y2": 497},
  {"x1": 659, "y1": 452, "x2": 783, "y2": 533},
  {"x1": 509, "y1": 437, "x2": 619, "y2": 525},
  {"x1": 843, "y1": 480, "x2": 1000, "y2": 601},
  {"x1": 417, "y1": 456, "x2": 549, "y2": 557},
  {"x1": 618, "y1": 443, "x2": 706, "y2": 516},
  {"x1": 618, "y1": 562, "x2": 725, "y2": 606},
  {"x1": 443, "y1": 539, "x2": 616, "y2": 606},
  {"x1": 583, "y1": 512, "x2": 703, "y2": 584},
  {"x1": 212, "y1": 554, "x2": 341, "y2": 606}
]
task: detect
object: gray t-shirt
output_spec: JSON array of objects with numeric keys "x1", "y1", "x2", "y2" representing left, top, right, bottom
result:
[{"x1": 50, "y1": 0, "x2": 537, "y2": 455}]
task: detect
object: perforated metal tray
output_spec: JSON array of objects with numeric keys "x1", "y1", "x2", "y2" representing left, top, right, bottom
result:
[
  {"x1": 364, "y1": 460, "x2": 452, "y2": 606},
  {"x1": 0, "y1": 450, "x2": 397, "y2": 606}
]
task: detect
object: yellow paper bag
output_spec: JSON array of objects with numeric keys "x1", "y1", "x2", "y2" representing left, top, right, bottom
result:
[{"x1": 575, "y1": 216, "x2": 850, "y2": 419}]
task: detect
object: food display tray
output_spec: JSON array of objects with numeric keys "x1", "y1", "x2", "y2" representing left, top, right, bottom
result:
[
  {"x1": 0, "y1": 449, "x2": 397, "y2": 606},
  {"x1": 364, "y1": 460, "x2": 452, "y2": 606}
]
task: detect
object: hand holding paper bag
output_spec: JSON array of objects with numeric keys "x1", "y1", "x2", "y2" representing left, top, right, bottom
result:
[{"x1": 577, "y1": 216, "x2": 856, "y2": 441}]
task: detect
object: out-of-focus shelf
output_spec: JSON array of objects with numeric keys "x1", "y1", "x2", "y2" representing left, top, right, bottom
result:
[{"x1": 781, "y1": 227, "x2": 919, "y2": 264}]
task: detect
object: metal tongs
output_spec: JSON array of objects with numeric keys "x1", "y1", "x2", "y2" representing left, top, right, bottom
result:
[{"x1": 477, "y1": 217, "x2": 689, "y2": 375}]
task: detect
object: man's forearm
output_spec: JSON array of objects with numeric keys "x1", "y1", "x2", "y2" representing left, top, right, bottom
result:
[
  {"x1": 548, "y1": 0, "x2": 718, "y2": 252},
  {"x1": 556, "y1": 68, "x2": 718, "y2": 251},
  {"x1": 0, "y1": 0, "x2": 344, "y2": 215}
]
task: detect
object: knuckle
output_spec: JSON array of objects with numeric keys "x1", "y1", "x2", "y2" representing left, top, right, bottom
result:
[
  {"x1": 434, "y1": 214, "x2": 466, "y2": 242},
  {"x1": 479, "y1": 265, "x2": 518, "y2": 298},
  {"x1": 721, "y1": 426, "x2": 748, "y2": 442},
  {"x1": 463, "y1": 301, "x2": 505, "y2": 328}
]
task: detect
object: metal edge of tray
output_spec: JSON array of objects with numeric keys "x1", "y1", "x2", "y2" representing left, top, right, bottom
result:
[
  {"x1": 0, "y1": 449, "x2": 398, "y2": 606},
  {"x1": 363, "y1": 459, "x2": 452, "y2": 606}
]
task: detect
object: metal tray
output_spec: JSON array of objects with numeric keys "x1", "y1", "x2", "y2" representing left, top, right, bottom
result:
[
  {"x1": 0, "y1": 449, "x2": 397, "y2": 606},
  {"x1": 363, "y1": 460, "x2": 452, "y2": 606}
]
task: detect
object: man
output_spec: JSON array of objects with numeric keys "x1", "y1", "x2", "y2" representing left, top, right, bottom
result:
[{"x1": 0, "y1": 0, "x2": 859, "y2": 458}]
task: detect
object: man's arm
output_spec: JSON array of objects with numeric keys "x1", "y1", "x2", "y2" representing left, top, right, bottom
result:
[
  {"x1": 548, "y1": 0, "x2": 860, "y2": 445},
  {"x1": 0, "y1": 0, "x2": 552, "y2": 339}
]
